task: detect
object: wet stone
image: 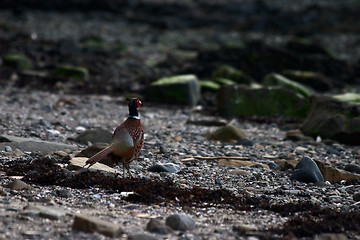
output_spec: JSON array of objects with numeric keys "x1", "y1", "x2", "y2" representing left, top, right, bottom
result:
[
  {"x1": 290, "y1": 157, "x2": 324, "y2": 183},
  {"x1": 72, "y1": 214, "x2": 123, "y2": 237},
  {"x1": 344, "y1": 164, "x2": 360, "y2": 174},
  {"x1": 128, "y1": 233, "x2": 159, "y2": 240},
  {"x1": 165, "y1": 214, "x2": 196, "y2": 231},
  {"x1": 148, "y1": 163, "x2": 181, "y2": 173},
  {"x1": 146, "y1": 218, "x2": 171, "y2": 235}
]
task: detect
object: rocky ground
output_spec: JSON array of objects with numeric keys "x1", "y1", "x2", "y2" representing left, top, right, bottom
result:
[{"x1": 1, "y1": 1, "x2": 360, "y2": 239}]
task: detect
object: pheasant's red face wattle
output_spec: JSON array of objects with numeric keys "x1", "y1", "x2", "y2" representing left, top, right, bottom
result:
[{"x1": 135, "y1": 98, "x2": 141, "y2": 108}]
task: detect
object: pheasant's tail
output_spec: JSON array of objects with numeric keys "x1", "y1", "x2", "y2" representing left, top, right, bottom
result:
[{"x1": 83, "y1": 146, "x2": 113, "y2": 168}]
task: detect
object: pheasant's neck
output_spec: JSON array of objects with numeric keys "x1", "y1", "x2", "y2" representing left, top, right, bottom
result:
[
  {"x1": 128, "y1": 105, "x2": 139, "y2": 119},
  {"x1": 128, "y1": 115, "x2": 140, "y2": 119}
]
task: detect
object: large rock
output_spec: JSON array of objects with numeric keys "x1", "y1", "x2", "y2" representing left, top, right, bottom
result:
[
  {"x1": 315, "y1": 160, "x2": 360, "y2": 183},
  {"x1": 165, "y1": 214, "x2": 195, "y2": 231},
  {"x1": 0, "y1": 134, "x2": 77, "y2": 153},
  {"x1": 218, "y1": 84, "x2": 310, "y2": 119},
  {"x1": 74, "y1": 128, "x2": 112, "y2": 144},
  {"x1": 72, "y1": 214, "x2": 123, "y2": 237},
  {"x1": 301, "y1": 95, "x2": 360, "y2": 145},
  {"x1": 262, "y1": 73, "x2": 313, "y2": 98},
  {"x1": 148, "y1": 74, "x2": 200, "y2": 106},
  {"x1": 290, "y1": 157, "x2": 324, "y2": 183}
]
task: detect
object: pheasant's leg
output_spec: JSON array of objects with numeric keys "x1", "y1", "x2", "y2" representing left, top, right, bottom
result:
[
  {"x1": 124, "y1": 162, "x2": 133, "y2": 178},
  {"x1": 127, "y1": 167, "x2": 133, "y2": 178},
  {"x1": 123, "y1": 162, "x2": 126, "y2": 178}
]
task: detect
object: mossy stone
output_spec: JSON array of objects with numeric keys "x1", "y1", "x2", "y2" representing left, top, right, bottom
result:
[
  {"x1": 211, "y1": 65, "x2": 251, "y2": 84},
  {"x1": 262, "y1": 73, "x2": 313, "y2": 98},
  {"x1": 282, "y1": 70, "x2": 333, "y2": 91},
  {"x1": 199, "y1": 80, "x2": 220, "y2": 92},
  {"x1": 207, "y1": 125, "x2": 247, "y2": 142},
  {"x1": 53, "y1": 65, "x2": 89, "y2": 79},
  {"x1": 333, "y1": 93, "x2": 360, "y2": 104},
  {"x1": 214, "y1": 78, "x2": 236, "y2": 86},
  {"x1": 218, "y1": 85, "x2": 310, "y2": 119},
  {"x1": 81, "y1": 36, "x2": 107, "y2": 50},
  {"x1": 3, "y1": 53, "x2": 33, "y2": 70},
  {"x1": 149, "y1": 74, "x2": 200, "y2": 106}
]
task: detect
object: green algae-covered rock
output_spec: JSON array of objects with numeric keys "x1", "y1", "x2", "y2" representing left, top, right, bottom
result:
[
  {"x1": 262, "y1": 73, "x2": 313, "y2": 98},
  {"x1": 282, "y1": 70, "x2": 333, "y2": 92},
  {"x1": 81, "y1": 36, "x2": 108, "y2": 50},
  {"x1": 199, "y1": 80, "x2": 220, "y2": 92},
  {"x1": 206, "y1": 124, "x2": 247, "y2": 142},
  {"x1": 301, "y1": 94, "x2": 360, "y2": 145},
  {"x1": 3, "y1": 53, "x2": 33, "y2": 70},
  {"x1": 333, "y1": 93, "x2": 360, "y2": 104},
  {"x1": 211, "y1": 65, "x2": 252, "y2": 84},
  {"x1": 214, "y1": 77, "x2": 236, "y2": 86},
  {"x1": 53, "y1": 64, "x2": 89, "y2": 79},
  {"x1": 149, "y1": 74, "x2": 200, "y2": 106},
  {"x1": 218, "y1": 84, "x2": 310, "y2": 119}
]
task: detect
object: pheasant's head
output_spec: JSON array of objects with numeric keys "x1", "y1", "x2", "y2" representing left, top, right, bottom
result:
[
  {"x1": 127, "y1": 97, "x2": 142, "y2": 108},
  {"x1": 127, "y1": 98, "x2": 142, "y2": 118}
]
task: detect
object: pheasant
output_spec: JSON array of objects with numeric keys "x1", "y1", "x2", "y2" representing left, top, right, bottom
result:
[{"x1": 84, "y1": 97, "x2": 144, "y2": 177}]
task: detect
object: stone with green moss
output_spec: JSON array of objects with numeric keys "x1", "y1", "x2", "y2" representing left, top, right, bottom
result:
[
  {"x1": 53, "y1": 65, "x2": 89, "y2": 79},
  {"x1": 282, "y1": 70, "x2": 333, "y2": 91},
  {"x1": 218, "y1": 84, "x2": 310, "y2": 119},
  {"x1": 262, "y1": 73, "x2": 313, "y2": 98},
  {"x1": 3, "y1": 53, "x2": 33, "y2": 70},
  {"x1": 214, "y1": 78, "x2": 236, "y2": 86},
  {"x1": 149, "y1": 74, "x2": 200, "y2": 106},
  {"x1": 333, "y1": 93, "x2": 360, "y2": 104},
  {"x1": 81, "y1": 36, "x2": 108, "y2": 50},
  {"x1": 301, "y1": 94, "x2": 360, "y2": 145},
  {"x1": 199, "y1": 80, "x2": 220, "y2": 92},
  {"x1": 207, "y1": 125, "x2": 247, "y2": 142},
  {"x1": 211, "y1": 65, "x2": 252, "y2": 84}
]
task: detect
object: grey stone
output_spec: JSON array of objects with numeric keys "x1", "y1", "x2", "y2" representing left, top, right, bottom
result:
[
  {"x1": 72, "y1": 214, "x2": 123, "y2": 237},
  {"x1": 314, "y1": 233, "x2": 348, "y2": 240},
  {"x1": 146, "y1": 218, "x2": 171, "y2": 235},
  {"x1": 165, "y1": 214, "x2": 195, "y2": 231},
  {"x1": 55, "y1": 189, "x2": 73, "y2": 198},
  {"x1": 128, "y1": 233, "x2": 159, "y2": 240},
  {"x1": 353, "y1": 192, "x2": 360, "y2": 202},
  {"x1": 6, "y1": 179, "x2": 35, "y2": 191},
  {"x1": 0, "y1": 134, "x2": 77, "y2": 153},
  {"x1": 74, "y1": 128, "x2": 112, "y2": 144},
  {"x1": 290, "y1": 157, "x2": 324, "y2": 183},
  {"x1": 148, "y1": 163, "x2": 181, "y2": 173},
  {"x1": 344, "y1": 164, "x2": 360, "y2": 174},
  {"x1": 21, "y1": 205, "x2": 67, "y2": 220}
]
